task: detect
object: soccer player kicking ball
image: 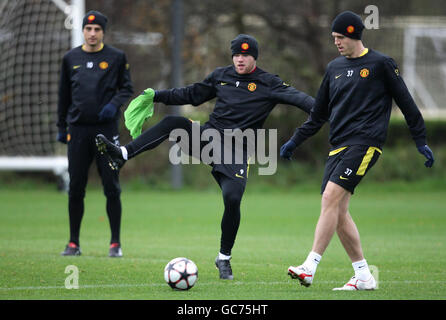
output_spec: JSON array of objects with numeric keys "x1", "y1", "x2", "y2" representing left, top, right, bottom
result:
[
  {"x1": 97, "y1": 34, "x2": 314, "y2": 280},
  {"x1": 280, "y1": 11, "x2": 434, "y2": 290},
  {"x1": 96, "y1": 34, "x2": 314, "y2": 280}
]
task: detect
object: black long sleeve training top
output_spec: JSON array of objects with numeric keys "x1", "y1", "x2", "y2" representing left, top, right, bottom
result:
[
  {"x1": 154, "y1": 65, "x2": 314, "y2": 131},
  {"x1": 57, "y1": 44, "x2": 134, "y2": 129},
  {"x1": 290, "y1": 49, "x2": 427, "y2": 149}
]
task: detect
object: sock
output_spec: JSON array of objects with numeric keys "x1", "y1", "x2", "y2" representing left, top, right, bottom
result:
[
  {"x1": 352, "y1": 259, "x2": 372, "y2": 281},
  {"x1": 303, "y1": 251, "x2": 322, "y2": 275},
  {"x1": 68, "y1": 196, "x2": 84, "y2": 246},
  {"x1": 120, "y1": 146, "x2": 128, "y2": 160},
  {"x1": 106, "y1": 196, "x2": 122, "y2": 245},
  {"x1": 218, "y1": 252, "x2": 231, "y2": 260}
]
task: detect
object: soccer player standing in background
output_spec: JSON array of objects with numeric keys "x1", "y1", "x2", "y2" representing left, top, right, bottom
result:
[
  {"x1": 280, "y1": 11, "x2": 434, "y2": 290},
  {"x1": 57, "y1": 10, "x2": 134, "y2": 257},
  {"x1": 96, "y1": 34, "x2": 314, "y2": 279}
]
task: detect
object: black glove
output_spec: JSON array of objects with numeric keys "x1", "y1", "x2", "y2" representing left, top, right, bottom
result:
[
  {"x1": 417, "y1": 144, "x2": 434, "y2": 168},
  {"x1": 57, "y1": 128, "x2": 67, "y2": 144},
  {"x1": 98, "y1": 103, "x2": 118, "y2": 121},
  {"x1": 280, "y1": 140, "x2": 297, "y2": 160}
]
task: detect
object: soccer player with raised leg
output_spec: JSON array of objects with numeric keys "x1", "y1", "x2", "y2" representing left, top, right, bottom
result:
[
  {"x1": 96, "y1": 34, "x2": 314, "y2": 279},
  {"x1": 280, "y1": 11, "x2": 434, "y2": 290},
  {"x1": 57, "y1": 11, "x2": 134, "y2": 257}
]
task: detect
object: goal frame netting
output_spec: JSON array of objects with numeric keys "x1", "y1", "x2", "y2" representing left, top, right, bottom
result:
[
  {"x1": 0, "y1": 0, "x2": 84, "y2": 190},
  {"x1": 403, "y1": 24, "x2": 446, "y2": 118}
]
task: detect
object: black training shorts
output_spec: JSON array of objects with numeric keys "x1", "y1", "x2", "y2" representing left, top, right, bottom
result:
[
  {"x1": 176, "y1": 120, "x2": 250, "y2": 188},
  {"x1": 321, "y1": 145, "x2": 382, "y2": 194}
]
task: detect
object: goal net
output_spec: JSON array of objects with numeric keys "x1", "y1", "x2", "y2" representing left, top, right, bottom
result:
[
  {"x1": 0, "y1": 0, "x2": 84, "y2": 189},
  {"x1": 359, "y1": 16, "x2": 446, "y2": 118},
  {"x1": 403, "y1": 25, "x2": 446, "y2": 118}
]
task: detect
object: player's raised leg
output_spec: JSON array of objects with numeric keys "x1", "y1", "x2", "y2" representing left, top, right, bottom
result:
[
  {"x1": 95, "y1": 134, "x2": 126, "y2": 170},
  {"x1": 96, "y1": 115, "x2": 194, "y2": 170}
]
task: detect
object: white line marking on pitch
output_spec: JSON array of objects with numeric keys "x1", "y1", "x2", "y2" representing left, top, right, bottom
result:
[{"x1": 1, "y1": 280, "x2": 445, "y2": 291}]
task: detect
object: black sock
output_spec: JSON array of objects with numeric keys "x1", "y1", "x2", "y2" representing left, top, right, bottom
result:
[
  {"x1": 68, "y1": 196, "x2": 84, "y2": 246},
  {"x1": 106, "y1": 196, "x2": 122, "y2": 245}
]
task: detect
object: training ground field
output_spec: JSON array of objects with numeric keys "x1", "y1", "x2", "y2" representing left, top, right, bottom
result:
[{"x1": 0, "y1": 183, "x2": 445, "y2": 301}]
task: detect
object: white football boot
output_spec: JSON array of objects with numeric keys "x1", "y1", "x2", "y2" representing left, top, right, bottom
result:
[
  {"x1": 287, "y1": 265, "x2": 313, "y2": 287},
  {"x1": 332, "y1": 275, "x2": 377, "y2": 291}
]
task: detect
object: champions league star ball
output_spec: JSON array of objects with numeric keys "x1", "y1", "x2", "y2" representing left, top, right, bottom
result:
[{"x1": 164, "y1": 257, "x2": 198, "y2": 290}]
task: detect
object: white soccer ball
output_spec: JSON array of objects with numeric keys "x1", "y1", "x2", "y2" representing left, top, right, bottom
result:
[{"x1": 164, "y1": 257, "x2": 198, "y2": 290}]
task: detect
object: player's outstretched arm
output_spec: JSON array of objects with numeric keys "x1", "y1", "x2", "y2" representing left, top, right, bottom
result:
[
  {"x1": 269, "y1": 76, "x2": 315, "y2": 114},
  {"x1": 154, "y1": 71, "x2": 217, "y2": 107}
]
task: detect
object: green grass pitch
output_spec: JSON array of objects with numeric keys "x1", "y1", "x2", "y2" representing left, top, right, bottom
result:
[{"x1": 0, "y1": 185, "x2": 445, "y2": 300}]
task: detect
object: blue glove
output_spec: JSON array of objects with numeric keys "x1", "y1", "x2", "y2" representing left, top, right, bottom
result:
[
  {"x1": 57, "y1": 129, "x2": 67, "y2": 144},
  {"x1": 417, "y1": 145, "x2": 434, "y2": 168},
  {"x1": 280, "y1": 140, "x2": 297, "y2": 160},
  {"x1": 98, "y1": 103, "x2": 118, "y2": 121}
]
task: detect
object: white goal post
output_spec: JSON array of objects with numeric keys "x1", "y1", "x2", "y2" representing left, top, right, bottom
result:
[{"x1": 0, "y1": 0, "x2": 84, "y2": 191}]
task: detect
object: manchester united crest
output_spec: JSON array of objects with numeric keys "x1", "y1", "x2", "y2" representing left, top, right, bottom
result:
[
  {"x1": 360, "y1": 68, "x2": 369, "y2": 78},
  {"x1": 248, "y1": 82, "x2": 257, "y2": 92},
  {"x1": 99, "y1": 61, "x2": 109, "y2": 70}
]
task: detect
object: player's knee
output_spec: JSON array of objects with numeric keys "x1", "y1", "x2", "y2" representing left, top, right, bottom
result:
[
  {"x1": 104, "y1": 187, "x2": 121, "y2": 199},
  {"x1": 68, "y1": 177, "x2": 87, "y2": 199},
  {"x1": 68, "y1": 190, "x2": 85, "y2": 201},
  {"x1": 161, "y1": 115, "x2": 189, "y2": 127},
  {"x1": 322, "y1": 182, "x2": 344, "y2": 200},
  {"x1": 321, "y1": 185, "x2": 349, "y2": 215},
  {"x1": 321, "y1": 189, "x2": 343, "y2": 210},
  {"x1": 161, "y1": 116, "x2": 192, "y2": 142},
  {"x1": 223, "y1": 190, "x2": 243, "y2": 209},
  {"x1": 321, "y1": 188, "x2": 335, "y2": 204},
  {"x1": 161, "y1": 115, "x2": 179, "y2": 123}
]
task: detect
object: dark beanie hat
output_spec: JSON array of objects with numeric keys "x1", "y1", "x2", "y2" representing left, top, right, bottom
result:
[
  {"x1": 231, "y1": 34, "x2": 259, "y2": 60},
  {"x1": 82, "y1": 10, "x2": 108, "y2": 32},
  {"x1": 331, "y1": 11, "x2": 364, "y2": 40}
]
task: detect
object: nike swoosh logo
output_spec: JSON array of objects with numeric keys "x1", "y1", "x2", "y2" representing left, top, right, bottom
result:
[
  {"x1": 220, "y1": 82, "x2": 228, "y2": 86},
  {"x1": 73, "y1": 65, "x2": 81, "y2": 69},
  {"x1": 340, "y1": 176, "x2": 349, "y2": 180},
  {"x1": 235, "y1": 174, "x2": 244, "y2": 179},
  {"x1": 335, "y1": 74, "x2": 342, "y2": 79}
]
